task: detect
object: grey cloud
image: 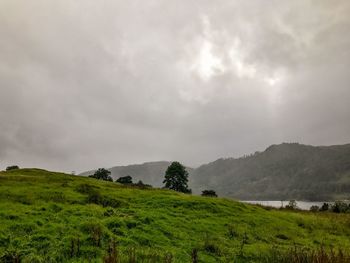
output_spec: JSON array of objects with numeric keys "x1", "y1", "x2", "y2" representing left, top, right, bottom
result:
[{"x1": 0, "y1": 0, "x2": 349, "y2": 172}]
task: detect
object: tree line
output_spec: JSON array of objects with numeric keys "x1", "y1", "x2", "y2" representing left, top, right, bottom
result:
[{"x1": 88, "y1": 162, "x2": 217, "y2": 197}]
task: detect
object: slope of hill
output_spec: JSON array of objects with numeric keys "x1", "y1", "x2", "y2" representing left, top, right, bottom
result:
[
  {"x1": 1, "y1": 169, "x2": 350, "y2": 262},
  {"x1": 191, "y1": 143, "x2": 350, "y2": 201},
  {"x1": 80, "y1": 161, "x2": 194, "y2": 188},
  {"x1": 81, "y1": 143, "x2": 350, "y2": 201}
]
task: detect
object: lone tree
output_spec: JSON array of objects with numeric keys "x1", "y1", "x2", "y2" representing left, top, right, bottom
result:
[
  {"x1": 163, "y1": 161, "x2": 191, "y2": 193},
  {"x1": 201, "y1": 190, "x2": 217, "y2": 197},
  {"x1": 89, "y1": 168, "x2": 113, "y2": 182},
  {"x1": 116, "y1": 175, "x2": 133, "y2": 184}
]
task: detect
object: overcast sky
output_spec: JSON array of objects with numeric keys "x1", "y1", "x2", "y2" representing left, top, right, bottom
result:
[{"x1": 1, "y1": 1, "x2": 350, "y2": 173}]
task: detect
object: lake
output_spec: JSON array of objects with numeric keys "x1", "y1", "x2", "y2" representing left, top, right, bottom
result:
[{"x1": 241, "y1": 200, "x2": 330, "y2": 210}]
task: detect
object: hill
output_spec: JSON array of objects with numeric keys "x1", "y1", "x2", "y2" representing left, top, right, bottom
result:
[
  {"x1": 1, "y1": 169, "x2": 350, "y2": 262},
  {"x1": 80, "y1": 161, "x2": 194, "y2": 188},
  {"x1": 191, "y1": 143, "x2": 350, "y2": 201},
  {"x1": 81, "y1": 143, "x2": 350, "y2": 201}
]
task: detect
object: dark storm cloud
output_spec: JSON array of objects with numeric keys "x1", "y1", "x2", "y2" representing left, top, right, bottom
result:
[{"x1": 1, "y1": 0, "x2": 350, "y2": 172}]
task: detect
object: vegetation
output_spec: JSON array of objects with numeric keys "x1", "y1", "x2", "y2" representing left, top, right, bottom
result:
[
  {"x1": 80, "y1": 161, "x2": 179, "y2": 188},
  {"x1": 285, "y1": 200, "x2": 298, "y2": 210},
  {"x1": 192, "y1": 143, "x2": 350, "y2": 200},
  {"x1": 309, "y1": 201, "x2": 350, "y2": 213},
  {"x1": 89, "y1": 168, "x2": 113, "y2": 182},
  {"x1": 81, "y1": 143, "x2": 350, "y2": 201},
  {"x1": 116, "y1": 176, "x2": 133, "y2": 185},
  {"x1": 6, "y1": 165, "x2": 19, "y2": 171},
  {"x1": 260, "y1": 246, "x2": 350, "y2": 263},
  {"x1": 163, "y1": 162, "x2": 191, "y2": 193},
  {"x1": 1, "y1": 169, "x2": 350, "y2": 262},
  {"x1": 201, "y1": 190, "x2": 217, "y2": 197}
]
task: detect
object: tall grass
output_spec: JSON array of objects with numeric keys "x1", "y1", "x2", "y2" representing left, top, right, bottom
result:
[
  {"x1": 1, "y1": 169, "x2": 350, "y2": 262},
  {"x1": 260, "y1": 247, "x2": 350, "y2": 263}
]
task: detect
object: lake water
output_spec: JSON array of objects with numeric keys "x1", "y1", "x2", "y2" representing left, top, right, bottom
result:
[{"x1": 241, "y1": 200, "x2": 330, "y2": 210}]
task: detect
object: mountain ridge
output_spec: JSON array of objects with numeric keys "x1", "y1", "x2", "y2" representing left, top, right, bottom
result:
[{"x1": 80, "y1": 142, "x2": 350, "y2": 200}]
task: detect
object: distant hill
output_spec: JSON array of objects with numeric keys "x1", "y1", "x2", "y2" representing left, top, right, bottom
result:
[
  {"x1": 80, "y1": 161, "x2": 194, "y2": 187},
  {"x1": 191, "y1": 143, "x2": 350, "y2": 201},
  {"x1": 81, "y1": 143, "x2": 350, "y2": 201}
]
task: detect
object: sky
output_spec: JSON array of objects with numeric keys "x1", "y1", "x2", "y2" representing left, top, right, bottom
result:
[{"x1": 1, "y1": 0, "x2": 350, "y2": 173}]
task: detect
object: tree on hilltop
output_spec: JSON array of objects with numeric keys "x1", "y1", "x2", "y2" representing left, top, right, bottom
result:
[
  {"x1": 89, "y1": 168, "x2": 113, "y2": 181},
  {"x1": 163, "y1": 161, "x2": 191, "y2": 193}
]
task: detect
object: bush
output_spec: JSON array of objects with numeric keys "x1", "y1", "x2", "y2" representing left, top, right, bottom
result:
[
  {"x1": 310, "y1": 205, "x2": 319, "y2": 212},
  {"x1": 85, "y1": 190, "x2": 123, "y2": 208},
  {"x1": 331, "y1": 201, "x2": 349, "y2": 213},
  {"x1": 134, "y1": 180, "x2": 152, "y2": 189},
  {"x1": 204, "y1": 241, "x2": 220, "y2": 255},
  {"x1": 285, "y1": 200, "x2": 298, "y2": 210},
  {"x1": 201, "y1": 190, "x2": 217, "y2": 197},
  {"x1": 203, "y1": 233, "x2": 221, "y2": 255},
  {"x1": 86, "y1": 190, "x2": 102, "y2": 205},
  {"x1": 320, "y1": 203, "x2": 330, "y2": 211},
  {"x1": 99, "y1": 196, "x2": 123, "y2": 208},
  {"x1": 116, "y1": 176, "x2": 133, "y2": 184},
  {"x1": 6, "y1": 165, "x2": 19, "y2": 171},
  {"x1": 82, "y1": 222, "x2": 104, "y2": 247},
  {"x1": 75, "y1": 184, "x2": 99, "y2": 195},
  {"x1": 89, "y1": 168, "x2": 113, "y2": 182}
]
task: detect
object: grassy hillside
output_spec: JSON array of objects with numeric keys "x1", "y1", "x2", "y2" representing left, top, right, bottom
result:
[
  {"x1": 191, "y1": 143, "x2": 350, "y2": 200},
  {"x1": 1, "y1": 169, "x2": 350, "y2": 262}
]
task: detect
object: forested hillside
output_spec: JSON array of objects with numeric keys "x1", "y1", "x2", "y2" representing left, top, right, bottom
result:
[
  {"x1": 81, "y1": 143, "x2": 350, "y2": 201},
  {"x1": 191, "y1": 143, "x2": 350, "y2": 200}
]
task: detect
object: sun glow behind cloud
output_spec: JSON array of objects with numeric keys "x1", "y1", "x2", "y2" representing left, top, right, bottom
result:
[
  {"x1": 191, "y1": 39, "x2": 225, "y2": 81},
  {"x1": 185, "y1": 15, "x2": 287, "y2": 107},
  {"x1": 1, "y1": 0, "x2": 350, "y2": 172},
  {"x1": 189, "y1": 16, "x2": 286, "y2": 86}
]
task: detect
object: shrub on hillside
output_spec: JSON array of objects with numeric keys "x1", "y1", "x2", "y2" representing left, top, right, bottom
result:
[
  {"x1": 285, "y1": 200, "x2": 298, "y2": 210},
  {"x1": 86, "y1": 190, "x2": 102, "y2": 204},
  {"x1": 81, "y1": 222, "x2": 105, "y2": 247},
  {"x1": 201, "y1": 190, "x2": 218, "y2": 197},
  {"x1": 116, "y1": 175, "x2": 133, "y2": 184},
  {"x1": 85, "y1": 189, "x2": 124, "y2": 208},
  {"x1": 75, "y1": 184, "x2": 99, "y2": 195},
  {"x1": 331, "y1": 201, "x2": 349, "y2": 213},
  {"x1": 310, "y1": 205, "x2": 320, "y2": 212},
  {"x1": 6, "y1": 165, "x2": 19, "y2": 171},
  {"x1": 89, "y1": 168, "x2": 113, "y2": 182},
  {"x1": 320, "y1": 203, "x2": 330, "y2": 211}
]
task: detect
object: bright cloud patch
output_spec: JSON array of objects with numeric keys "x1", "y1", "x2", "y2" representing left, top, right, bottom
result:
[{"x1": 191, "y1": 39, "x2": 225, "y2": 81}]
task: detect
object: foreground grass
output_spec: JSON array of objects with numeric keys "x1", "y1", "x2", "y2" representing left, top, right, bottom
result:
[{"x1": 0, "y1": 169, "x2": 350, "y2": 262}]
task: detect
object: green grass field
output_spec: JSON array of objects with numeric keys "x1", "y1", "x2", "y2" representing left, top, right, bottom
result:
[{"x1": 0, "y1": 169, "x2": 350, "y2": 262}]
